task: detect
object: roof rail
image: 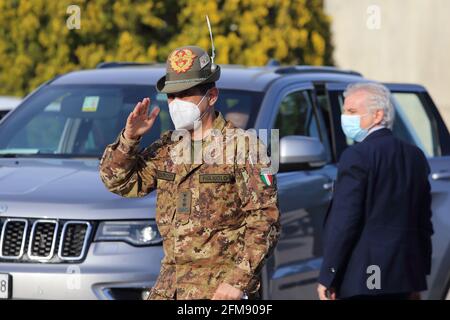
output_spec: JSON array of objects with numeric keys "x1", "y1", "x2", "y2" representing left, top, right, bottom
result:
[
  {"x1": 96, "y1": 62, "x2": 155, "y2": 69},
  {"x1": 274, "y1": 65, "x2": 362, "y2": 77},
  {"x1": 266, "y1": 59, "x2": 281, "y2": 67}
]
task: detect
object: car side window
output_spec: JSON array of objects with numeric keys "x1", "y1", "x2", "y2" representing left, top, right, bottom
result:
[
  {"x1": 391, "y1": 92, "x2": 440, "y2": 157},
  {"x1": 274, "y1": 90, "x2": 321, "y2": 140}
]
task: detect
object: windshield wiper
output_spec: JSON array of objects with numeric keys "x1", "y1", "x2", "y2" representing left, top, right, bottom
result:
[
  {"x1": 0, "y1": 153, "x2": 100, "y2": 159},
  {"x1": 0, "y1": 153, "x2": 34, "y2": 158}
]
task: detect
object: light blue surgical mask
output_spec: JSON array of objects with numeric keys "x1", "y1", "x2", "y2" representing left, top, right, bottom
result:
[{"x1": 341, "y1": 113, "x2": 375, "y2": 142}]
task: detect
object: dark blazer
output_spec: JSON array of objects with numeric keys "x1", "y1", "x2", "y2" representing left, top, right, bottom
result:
[{"x1": 318, "y1": 128, "x2": 433, "y2": 298}]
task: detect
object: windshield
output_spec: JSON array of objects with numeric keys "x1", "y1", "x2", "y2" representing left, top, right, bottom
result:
[{"x1": 0, "y1": 84, "x2": 262, "y2": 158}]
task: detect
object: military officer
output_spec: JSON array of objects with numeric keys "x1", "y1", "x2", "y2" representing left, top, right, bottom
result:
[{"x1": 99, "y1": 46, "x2": 280, "y2": 300}]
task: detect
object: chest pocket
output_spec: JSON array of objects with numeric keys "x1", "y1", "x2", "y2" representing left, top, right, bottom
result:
[{"x1": 197, "y1": 170, "x2": 241, "y2": 228}]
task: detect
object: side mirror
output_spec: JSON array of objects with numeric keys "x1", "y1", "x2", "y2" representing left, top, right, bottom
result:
[{"x1": 279, "y1": 136, "x2": 327, "y2": 171}]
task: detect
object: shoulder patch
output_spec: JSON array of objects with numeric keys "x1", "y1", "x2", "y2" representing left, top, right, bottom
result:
[{"x1": 260, "y1": 172, "x2": 273, "y2": 186}]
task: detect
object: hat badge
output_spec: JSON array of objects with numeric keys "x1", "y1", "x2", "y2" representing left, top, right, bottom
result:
[{"x1": 169, "y1": 48, "x2": 197, "y2": 74}]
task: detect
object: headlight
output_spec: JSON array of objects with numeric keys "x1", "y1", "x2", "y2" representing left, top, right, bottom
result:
[{"x1": 95, "y1": 220, "x2": 162, "y2": 246}]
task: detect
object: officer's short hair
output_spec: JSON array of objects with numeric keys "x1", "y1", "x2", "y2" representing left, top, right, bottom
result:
[
  {"x1": 167, "y1": 82, "x2": 216, "y2": 98},
  {"x1": 195, "y1": 82, "x2": 216, "y2": 95}
]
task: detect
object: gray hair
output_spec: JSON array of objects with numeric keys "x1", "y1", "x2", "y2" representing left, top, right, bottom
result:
[{"x1": 343, "y1": 82, "x2": 395, "y2": 129}]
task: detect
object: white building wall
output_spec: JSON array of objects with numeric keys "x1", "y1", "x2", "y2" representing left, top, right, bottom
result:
[{"x1": 324, "y1": 0, "x2": 450, "y2": 127}]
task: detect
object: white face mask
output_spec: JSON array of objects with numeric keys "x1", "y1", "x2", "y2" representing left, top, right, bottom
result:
[{"x1": 168, "y1": 91, "x2": 210, "y2": 131}]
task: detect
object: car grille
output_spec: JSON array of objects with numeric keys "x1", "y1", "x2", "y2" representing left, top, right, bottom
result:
[
  {"x1": 0, "y1": 218, "x2": 93, "y2": 263},
  {"x1": 1, "y1": 219, "x2": 27, "y2": 257}
]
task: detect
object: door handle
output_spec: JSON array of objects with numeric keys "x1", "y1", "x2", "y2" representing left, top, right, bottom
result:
[
  {"x1": 323, "y1": 181, "x2": 334, "y2": 191},
  {"x1": 431, "y1": 171, "x2": 450, "y2": 181}
]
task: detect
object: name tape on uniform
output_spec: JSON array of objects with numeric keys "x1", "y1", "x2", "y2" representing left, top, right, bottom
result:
[
  {"x1": 156, "y1": 170, "x2": 176, "y2": 181},
  {"x1": 199, "y1": 174, "x2": 233, "y2": 183}
]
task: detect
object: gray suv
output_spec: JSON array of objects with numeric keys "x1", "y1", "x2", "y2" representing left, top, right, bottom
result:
[{"x1": 0, "y1": 64, "x2": 449, "y2": 299}]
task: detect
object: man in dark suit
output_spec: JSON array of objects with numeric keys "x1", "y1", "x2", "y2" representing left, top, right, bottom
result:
[{"x1": 317, "y1": 83, "x2": 433, "y2": 300}]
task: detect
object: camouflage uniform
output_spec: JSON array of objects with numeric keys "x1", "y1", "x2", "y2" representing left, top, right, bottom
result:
[{"x1": 99, "y1": 111, "x2": 280, "y2": 300}]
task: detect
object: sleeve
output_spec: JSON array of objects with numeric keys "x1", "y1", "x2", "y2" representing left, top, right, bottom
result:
[
  {"x1": 318, "y1": 147, "x2": 367, "y2": 288},
  {"x1": 223, "y1": 142, "x2": 281, "y2": 292},
  {"x1": 98, "y1": 128, "x2": 162, "y2": 198}
]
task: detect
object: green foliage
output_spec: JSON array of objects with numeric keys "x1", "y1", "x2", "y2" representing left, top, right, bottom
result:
[{"x1": 0, "y1": 0, "x2": 333, "y2": 96}]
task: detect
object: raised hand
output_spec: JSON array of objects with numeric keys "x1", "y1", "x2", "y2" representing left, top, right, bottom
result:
[{"x1": 124, "y1": 97, "x2": 160, "y2": 140}]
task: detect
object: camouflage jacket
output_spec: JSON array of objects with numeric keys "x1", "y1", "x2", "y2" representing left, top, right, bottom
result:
[{"x1": 99, "y1": 111, "x2": 280, "y2": 299}]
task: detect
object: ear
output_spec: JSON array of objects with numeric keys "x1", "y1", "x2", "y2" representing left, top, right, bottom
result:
[
  {"x1": 374, "y1": 109, "x2": 384, "y2": 125},
  {"x1": 208, "y1": 87, "x2": 219, "y2": 106}
]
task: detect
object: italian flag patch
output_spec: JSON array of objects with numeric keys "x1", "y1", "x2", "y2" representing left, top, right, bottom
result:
[{"x1": 260, "y1": 172, "x2": 273, "y2": 186}]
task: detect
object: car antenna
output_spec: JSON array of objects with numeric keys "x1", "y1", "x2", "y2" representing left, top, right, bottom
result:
[{"x1": 206, "y1": 15, "x2": 217, "y2": 72}]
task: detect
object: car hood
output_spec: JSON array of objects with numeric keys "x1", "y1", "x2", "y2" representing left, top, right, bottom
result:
[{"x1": 0, "y1": 158, "x2": 156, "y2": 220}]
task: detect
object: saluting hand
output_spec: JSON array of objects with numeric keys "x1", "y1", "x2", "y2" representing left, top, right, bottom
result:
[{"x1": 124, "y1": 97, "x2": 160, "y2": 140}]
